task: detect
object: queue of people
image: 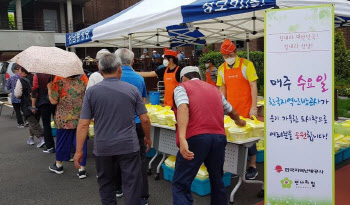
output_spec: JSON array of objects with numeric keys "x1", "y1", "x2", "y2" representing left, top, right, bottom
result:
[{"x1": 5, "y1": 38, "x2": 259, "y2": 205}]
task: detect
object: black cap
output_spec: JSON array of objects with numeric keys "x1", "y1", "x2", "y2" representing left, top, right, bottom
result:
[{"x1": 206, "y1": 59, "x2": 213, "y2": 63}]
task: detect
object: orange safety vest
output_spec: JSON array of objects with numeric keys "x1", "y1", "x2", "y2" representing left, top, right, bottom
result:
[
  {"x1": 206, "y1": 67, "x2": 216, "y2": 86},
  {"x1": 224, "y1": 58, "x2": 251, "y2": 118},
  {"x1": 163, "y1": 66, "x2": 180, "y2": 107}
]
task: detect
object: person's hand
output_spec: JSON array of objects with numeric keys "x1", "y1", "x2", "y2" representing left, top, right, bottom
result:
[
  {"x1": 144, "y1": 137, "x2": 152, "y2": 152},
  {"x1": 30, "y1": 107, "x2": 36, "y2": 114},
  {"x1": 179, "y1": 139, "x2": 194, "y2": 160},
  {"x1": 235, "y1": 119, "x2": 246, "y2": 127},
  {"x1": 74, "y1": 151, "x2": 83, "y2": 169},
  {"x1": 249, "y1": 107, "x2": 258, "y2": 119},
  {"x1": 47, "y1": 82, "x2": 52, "y2": 90}
]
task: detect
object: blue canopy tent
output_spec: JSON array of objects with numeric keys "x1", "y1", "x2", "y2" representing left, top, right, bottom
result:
[{"x1": 66, "y1": 0, "x2": 350, "y2": 49}]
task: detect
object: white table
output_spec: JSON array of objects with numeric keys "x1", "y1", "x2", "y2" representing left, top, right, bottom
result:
[{"x1": 149, "y1": 123, "x2": 264, "y2": 203}]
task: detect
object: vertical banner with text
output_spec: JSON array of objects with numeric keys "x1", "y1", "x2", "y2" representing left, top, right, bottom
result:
[{"x1": 265, "y1": 5, "x2": 334, "y2": 205}]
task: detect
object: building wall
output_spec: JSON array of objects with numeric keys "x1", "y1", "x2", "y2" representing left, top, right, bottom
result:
[{"x1": 84, "y1": 0, "x2": 139, "y2": 25}]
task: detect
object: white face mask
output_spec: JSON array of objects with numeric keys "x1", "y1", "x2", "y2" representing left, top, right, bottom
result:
[
  {"x1": 225, "y1": 57, "x2": 236, "y2": 65},
  {"x1": 205, "y1": 64, "x2": 209, "y2": 68},
  {"x1": 163, "y1": 59, "x2": 169, "y2": 67}
]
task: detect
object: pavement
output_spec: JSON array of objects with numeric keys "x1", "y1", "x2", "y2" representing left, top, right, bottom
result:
[{"x1": 0, "y1": 104, "x2": 264, "y2": 205}]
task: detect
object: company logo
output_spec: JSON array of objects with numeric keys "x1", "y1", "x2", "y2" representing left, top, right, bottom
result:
[
  {"x1": 273, "y1": 165, "x2": 324, "y2": 175},
  {"x1": 280, "y1": 177, "x2": 293, "y2": 189},
  {"x1": 228, "y1": 75, "x2": 238, "y2": 79},
  {"x1": 275, "y1": 165, "x2": 283, "y2": 173}
]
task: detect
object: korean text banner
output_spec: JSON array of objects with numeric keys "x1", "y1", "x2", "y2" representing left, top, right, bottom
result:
[{"x1": 265, "y1": 5, "x2": 334, "y2": 205}]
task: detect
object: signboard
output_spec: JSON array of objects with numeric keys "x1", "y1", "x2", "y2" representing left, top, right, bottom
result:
[{"x1": 265, "y1": 5, "x2": 334, "y2": 205}]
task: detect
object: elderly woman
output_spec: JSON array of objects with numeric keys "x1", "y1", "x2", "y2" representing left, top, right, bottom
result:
[{"x1": 47, "y1": 74, "x2": 88, "y2": 179}]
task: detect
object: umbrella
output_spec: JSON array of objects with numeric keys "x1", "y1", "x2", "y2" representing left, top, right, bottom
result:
[{"x1": 10, "y1": 46, "x2": 84, "y2": 78}]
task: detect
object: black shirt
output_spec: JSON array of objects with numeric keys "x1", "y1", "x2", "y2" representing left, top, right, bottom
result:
[{"x1": 155, "y1": 65, "x2": 183, "y2": 83}]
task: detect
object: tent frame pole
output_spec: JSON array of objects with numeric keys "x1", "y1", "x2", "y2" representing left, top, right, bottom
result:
[
  {"x1": 246, "y1": 33, "x2": 250, "y2": 61},
  {"x1": 128, "y1": 34, "x2": 132, "y2": 50}
]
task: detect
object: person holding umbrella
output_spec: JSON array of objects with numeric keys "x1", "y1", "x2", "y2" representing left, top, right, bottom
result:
[
  {"x1": 138, "y1": 48, "x2": 183, "y2": 107},
  {"x1": 10, "y1": 46, "x2": 88, "y2": 178},
  {"x1": 171, "y1": 66, "x2": 245, "y2": 205},
  {"x1": 217, "y1": 39, "x2": 259, "y2": 180}
]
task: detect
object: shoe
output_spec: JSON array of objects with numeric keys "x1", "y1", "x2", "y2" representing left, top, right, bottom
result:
[
  {"x1": 43, "y1": 147, "x2": 55, "y2": 153},
  {"x1": 231, "y1": 174, "x2": 239, "y2": 179},
  {"x1": 36, "y1": 138, "x2": 45, "y2": 148},
  {"x1": 17, "y1": 124, "x2": 25, "y2": 128},
  {"x1": 116, "y1": 190, "x2": 123, "y2": 198},
  {"x1": 26, "y1": 137, "x2": 35, "y2": 145},
  {"x1": 245, "y1": 166, "x2": 258, "y2": 180},
  {"x1": 77, "y1": 170, "x2": 87, "y2": 179},
  {"x1": 141, "y1": 198, "x2": 148, "y2": 205},
  {"x1": 49, "y1": 163, "x2": 64, "y2": 174},
  {"x1": 25, "y1": 122, "x2": 29, "y2": 127}
]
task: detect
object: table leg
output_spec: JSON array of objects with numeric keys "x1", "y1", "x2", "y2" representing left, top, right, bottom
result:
[
  {"x1": 230, "y1": 176, "x2": 242, "y2": 204},
  {"x1": 148, "y1": 150, "x2": 159, "y2": 175},
  {"x1": 155, "y1": 153, "x2": 166, "y2": 180}
]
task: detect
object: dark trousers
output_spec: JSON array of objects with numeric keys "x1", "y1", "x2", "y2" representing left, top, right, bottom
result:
[
  {"x1": 172, "y1": 134, "x2": 228, "y2": 205},
  {"x1": 26, "y1": 113, "x2": 43, "y2": 137},
  {"x1": 115, "y1": 123, "x2": 149, "y2": 199},
  {"x1": 12, "y1": 103, "x2": 24, "y2": 125},
  {"x1": 39, "y1": 104, "x2": 55, "y2": 149},
  {"x1": 95, "y1": 151, "x2": 141, "y2": 205}
]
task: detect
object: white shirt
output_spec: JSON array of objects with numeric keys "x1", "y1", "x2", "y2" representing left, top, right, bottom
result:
[{"x1": 86, "y1": 72, "x2": 103, "y2": 90}]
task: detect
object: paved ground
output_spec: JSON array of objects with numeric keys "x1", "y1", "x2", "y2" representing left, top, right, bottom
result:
[{"x1": 0, "y1": 105, "x2": 266, "y2": 205}]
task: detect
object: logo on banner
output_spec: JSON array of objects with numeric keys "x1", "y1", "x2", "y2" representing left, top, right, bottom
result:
[
  {"x1": 273, "y1": 165, "x2": 324, "y2": 175},
  {"x1": 280, "y1": 177, "x2": 293, "y2": 189},
  {"x1": 275, "y1": 165, "x2": 283, "y2": 173}
]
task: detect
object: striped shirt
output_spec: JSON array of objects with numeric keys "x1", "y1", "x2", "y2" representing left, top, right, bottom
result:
[{"x1": 174, "y1": 79, "x2": 232, "y2": 113}]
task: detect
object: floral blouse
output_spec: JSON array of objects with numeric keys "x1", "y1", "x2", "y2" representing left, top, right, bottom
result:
[{"x1": 51, "y1": 75, "x2": 88, "y2": 129}]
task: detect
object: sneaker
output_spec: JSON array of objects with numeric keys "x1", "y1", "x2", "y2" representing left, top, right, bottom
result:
[
  {"x1": 43, "y1": 147, "x2": 55, "y2": 153},
  {"x1": 141, "y1": 198, "x2": 148, "y2": 205},
  {"x1": 25, "y1": 122, "x2": 29, "y2": 127},
  {"x1": 116, "y1": 190, "x2": 123, "y2": 198},
  {"x1": 245, "y1": 166, "x2": 258, "y2": 180},
  {"x1": 26, "y1": 137, "x2": 35, "y2": 145},
  {"x1": 17, "y1": 124, "x2": 25, "y2": 128},
  {"x1": 77, "y1": 170, "x2": 87, "y2": 179},
  {"x1": 231, "y1": 174, "x2": 239, "y2": 179},
  {"x1": 49, "y1": 163, "x2": 64, "y2": 174},
  {"x1": 36, "y1": 138, "x2": 45, "y2": 148}
]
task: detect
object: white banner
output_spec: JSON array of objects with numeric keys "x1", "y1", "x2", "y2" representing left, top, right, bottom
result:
[{"x1": 265, "y1": 5, "x2": 334, "y2": 205}]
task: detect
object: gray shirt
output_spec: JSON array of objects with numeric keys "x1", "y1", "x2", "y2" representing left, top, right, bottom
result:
[{"x1": 80, "y1": 77, "x2": 147, "y2": 156}]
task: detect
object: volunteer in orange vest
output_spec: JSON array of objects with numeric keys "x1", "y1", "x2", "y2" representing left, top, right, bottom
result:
[
  {"x1": 204, "y1": 59, "x2": 218, "y2": 86},
  {"x1": 217, "y1": 38, "x2": 259, "y2": 180},
  {"x1": 171, "y1": 66, "x2": 245, "y2": 205},
  {"x1": 138, "y1": 48, "x2": 183, "y2": 107}
]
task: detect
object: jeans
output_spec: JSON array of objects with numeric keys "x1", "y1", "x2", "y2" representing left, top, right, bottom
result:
[
  {"x1": 12, "y1": 103, "x2": 24, "y2": 125},
  {"x1": 172, "y1": 134, "x2": 228, "y2": 205}
]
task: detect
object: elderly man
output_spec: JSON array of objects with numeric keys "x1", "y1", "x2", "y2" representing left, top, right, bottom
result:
[
  {"x1": 171, "y1": 66, "x2": 245, "y2": 205},
  {"x1": 217, "y1": 38, "x2": 259, "y2": 180},
  {"x1": 114, "y1": 48, "x2": 149, "y2": 204},
  {"x1": 86, "y1": 49, "x2": 110, "y2": 90},
  {"x1": 74, "y1": 53, "x2": 152, "y2": 205}
]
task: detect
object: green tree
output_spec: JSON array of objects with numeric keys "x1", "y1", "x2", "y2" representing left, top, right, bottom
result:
[
  {"x1": 8, "y1": 12, "x2": 15, "y2": 30},
  {"x1": 335, "y1": 29, "x2": 350, "y2": 80}
]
